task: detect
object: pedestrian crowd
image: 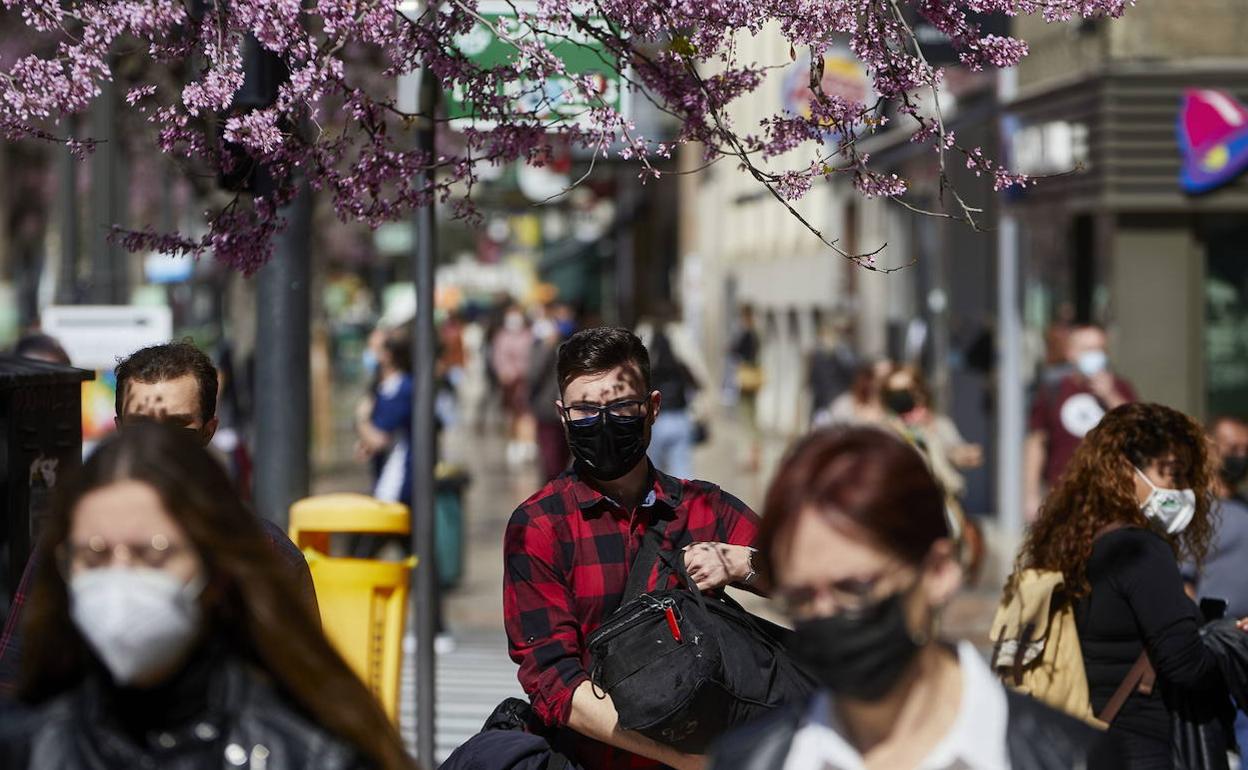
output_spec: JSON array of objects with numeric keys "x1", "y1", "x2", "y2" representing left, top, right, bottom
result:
[{"x1": 3, "y1": 312, "x2": 1248, "y2": 770}]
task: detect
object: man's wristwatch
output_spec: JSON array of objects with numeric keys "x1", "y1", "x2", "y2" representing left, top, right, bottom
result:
[{"x1": 742, "y1": 547, "x2": 758, "y2": 585}]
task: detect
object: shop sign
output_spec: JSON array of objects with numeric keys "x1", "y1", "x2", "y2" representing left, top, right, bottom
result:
[
  {"x1": 445, "y1": 1, "x2": 626, "y2": 131},
  {"x1": 1178, "y1": 88, "x2": 1248, "y2": 194},
  {"x1": 781, "y1": 45, "x2": 871, "y2": 144}
]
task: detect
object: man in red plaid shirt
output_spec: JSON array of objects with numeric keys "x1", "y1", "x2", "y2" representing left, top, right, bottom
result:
[{"x1": 504, "y1": 327, "x2": 762, "y2": 770}]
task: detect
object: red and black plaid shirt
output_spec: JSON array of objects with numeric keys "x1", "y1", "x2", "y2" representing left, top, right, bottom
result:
[{"x1": 503, "y1": 466, "x2": 760, "y2": 769}]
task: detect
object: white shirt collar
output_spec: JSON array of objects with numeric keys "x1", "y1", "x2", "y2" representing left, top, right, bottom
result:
[
  {"x1": 782, "y1": 641, "x2": 1011, "y2": 770},
  {"x1": 377, "y1": 372, "x2": 405, "y2": 397}
]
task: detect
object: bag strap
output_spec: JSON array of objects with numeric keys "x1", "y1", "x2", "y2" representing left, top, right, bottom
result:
[
  {"x1": 1096, "y1": 650, "x2": 1154, "y2": 724},
  {"x1": 622, "y1": 516, "x2": 671, "y2": 604}
]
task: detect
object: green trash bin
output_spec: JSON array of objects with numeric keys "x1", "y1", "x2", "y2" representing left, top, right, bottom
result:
[{"x1": 435, "y1": 465, "x2": 470, "y2": 589}]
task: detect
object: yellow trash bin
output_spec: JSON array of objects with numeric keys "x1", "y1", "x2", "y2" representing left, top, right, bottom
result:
[{"x1": 289, "y1": 494, "x2": 414, "y2": 724}]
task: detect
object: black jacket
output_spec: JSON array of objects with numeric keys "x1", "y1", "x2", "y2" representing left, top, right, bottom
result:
[
  {"x1": 709, "y1": 689, "x2": 1124, "y2": 770},
  {"x1": 0, "y1": 659, "x2": 370, "y2": 770}
]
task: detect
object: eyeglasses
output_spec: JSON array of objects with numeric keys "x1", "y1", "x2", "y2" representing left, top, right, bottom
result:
[
  {"x1": 775, "y1": 569, "x2": 915, "y2": 620},
  {"x1": 58, "y1": 534, "x2": 191, "y2": 573},
  {"x1": 560, "y1": 398, "x2": 649, "y2": 423}
]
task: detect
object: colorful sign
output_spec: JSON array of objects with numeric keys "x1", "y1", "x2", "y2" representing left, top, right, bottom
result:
[
  {"x1": 1178, "y1": 88, "x2": 1248, "y2": 194},
  {"x1": 41, "y1": 305, "x2": 173, "y2": 443},
  {"x1": 781, "y1": 46, "x2": 871, "y2": 144},
  {"x1": 445, "y1": 1, "x2": 626, "y2": 130}
]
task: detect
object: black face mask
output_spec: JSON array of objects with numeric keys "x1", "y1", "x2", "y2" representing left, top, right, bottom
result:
[
  {"x1": 1222, "y1": 454, "x2": 1248, "y2": 487},
  {"x1": 566, "y1": 413, "x2": 651, "y2": 482},
  {"x1": 882, "y1": 389, "x2": 917, "y2": 416},
  {"x1": 790, "y1": 589, "x2": 922, "y2": 701}
]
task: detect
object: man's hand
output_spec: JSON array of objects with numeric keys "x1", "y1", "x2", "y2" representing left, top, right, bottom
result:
[{"x1": 683, "y1": 542, "x2": 753, "y2": 591}]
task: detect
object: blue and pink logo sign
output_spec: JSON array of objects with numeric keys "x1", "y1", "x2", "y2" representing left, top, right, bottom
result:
[{"x1": 1178, "y1": 88, "x2": 1248, "y2": 194}]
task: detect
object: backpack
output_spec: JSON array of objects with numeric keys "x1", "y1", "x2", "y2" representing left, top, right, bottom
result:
[
  {"x1": 991, "y1": 527, "x2": 1154, "y2": 729},
  {"x1": 990, "y1": 569, "x2": 1102, "y2": 726},
  {"x1": 586, "y1": 518, "x2": 816, "y2": 752}
]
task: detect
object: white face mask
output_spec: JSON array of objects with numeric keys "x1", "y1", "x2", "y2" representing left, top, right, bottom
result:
[
  {"x1": 1076, "y1": 349, "x2": 1108, "y2": 377},
  {"x1": 1134, "y1": 466, "x2": 1197, "y2": 535},
  {"x1": 70, "y1": 567, "x2": 206, "y2": 685}
]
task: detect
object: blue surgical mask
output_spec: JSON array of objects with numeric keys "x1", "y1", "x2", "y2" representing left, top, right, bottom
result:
[{"x1": 1076, "y1": 349, "x2": 1108, "y2": 377}]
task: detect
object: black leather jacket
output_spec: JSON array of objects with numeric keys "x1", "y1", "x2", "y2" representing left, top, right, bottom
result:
[
  {"x1": 710, "y1": 689, "x2": 1124, "y2": 770},
  {"x1": 0, "y1": 659, "x2": 370, "y2": 770}
]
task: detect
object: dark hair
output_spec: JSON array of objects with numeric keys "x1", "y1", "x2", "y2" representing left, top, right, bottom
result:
[
  {"x1": 14, "y1": 333, "x2": 70, "y2": 365},
  {"x1": 115, "y1": 341, "x2": 218, "y2": 423},
  {"x1": 757, "y1": 427, "x2": 949, "y2": 581},
  {"x1": 382, "y1": 328, "x2": 412, "y2": 374},
  {"x1": 19, "y1": 423, "x2": 413, "y2": 770},
  {"x1": 556, "y1": 327, "x2": 651, "y2": 395},
  {"x1": 1014, "y1": 402, "x2": 1215, "y2": 600}
]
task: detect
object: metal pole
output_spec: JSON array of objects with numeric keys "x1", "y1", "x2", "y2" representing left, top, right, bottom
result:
[
  {"x1": 253, "y1": 181, "x2": 312, "y2": 528},
  {"x1": 58, "y1": 121, "x2": 80, "y2": 305},
  {"x1": 411, "y1": 66, "x2": 439, "y2": 768},
  {"x1": 996, "y1": 65, "x2": 1025, "y2": 541},
  {"x1": 615, "y1": 169, "x2": 636, "y2": 328},
  {"x1": 89, "y1": 80, "x2": 124, "y2": 305}
]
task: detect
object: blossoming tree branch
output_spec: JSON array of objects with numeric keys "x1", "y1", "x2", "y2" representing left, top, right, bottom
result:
[{"x1": 0, "y1": 0, "x2": 1131, "y2": 272}]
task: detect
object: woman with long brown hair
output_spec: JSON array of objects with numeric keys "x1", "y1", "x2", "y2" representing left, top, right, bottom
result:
[
  {"x1": 0, "y1": 422, "x2": 413, "y2": 770},
  {"x1": 1013, "y1": 402, "x2": 1242, "y2": 768}
]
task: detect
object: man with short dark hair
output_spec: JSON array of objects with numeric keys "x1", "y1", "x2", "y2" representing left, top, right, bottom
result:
[
  {"x1": 0, "y1": 342, "x2": 315, "y2": 695},
  {"x1": 113, "y1": 340, "x2": 222, "y2": 442},
  {"x1": 504, "y1": 327, "x2": 761, "y2": 769}
]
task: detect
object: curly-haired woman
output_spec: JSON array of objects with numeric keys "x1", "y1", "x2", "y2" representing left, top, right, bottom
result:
[{"x1": 1014, "y1": 402, "x2": 1247, "y2": 768}]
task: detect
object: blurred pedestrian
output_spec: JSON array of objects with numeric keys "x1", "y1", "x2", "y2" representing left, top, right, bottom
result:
[
  {"x1": 807, "y1": 316, "x2": 857, "y2": 428},
  {"x1": 880, "y1": 365, "x2": 982, "y2": 500},
  {"x1": 459, "y1": 306, "x2": 491, "y2": 432},
  {"x1": 1024, "y1": 324, "x2": 1137, "y2": 522},
  {"x1": 1185, "y1": 415, "x2": 1248, "y2": 752},
  {"x1": 879, "y1": 364, "x2": 985, "y2": 582},
  {"x1": 528, "y1": 316, "x2": 570, "y2": 481},
  {"x1": 1013, "y1": 402, "x2": 1246, "y2": 768},
  {"x1": 492, "y1": 306, "x2": 536, "y2": 466},
  {"x1": 0, "y1": 342, "x2": 317, "y2": 696},
  {"x1": 729, "y1": 305, "x2": 763, "y2": 471},
  {"x1": 637, "y1": 309, "x2": 711, "y2": 481},
  {"x1": 711, "y1": 427, "x2": 1119, "y2": 770},
  {"x1": 355, "y1": 326, "x2": 417, "y2": 506},
  {"x1": 505, "y1": 327, "x2": 761, "y2": 769},
  {"x1": 822, "y1": 359, "x2": 891, "y2": 427},
  {"x1": 13, "y1": 332, "x2": 70, "y2": 365},
  {"x1": 0, "y1": 423, "x2": 411, "y2": 770}
]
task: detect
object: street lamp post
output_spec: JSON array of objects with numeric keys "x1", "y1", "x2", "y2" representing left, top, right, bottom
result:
[
  {"x1": 996, "y1": 65, "x2": 1025, "y2": 544},
  {"x1": 397, "y1": 1, "x2": 440, "y2": 756}
]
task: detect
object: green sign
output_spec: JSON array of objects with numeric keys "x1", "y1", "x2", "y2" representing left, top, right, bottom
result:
[{"x1": 446, "y1": 1, "x2": 626, "y2": 130}]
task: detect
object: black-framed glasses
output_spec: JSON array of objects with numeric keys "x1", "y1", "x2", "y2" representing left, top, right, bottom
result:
[
  {"x1": 775, "y1": 568, "x2": 917, "y2": 620},
  {"x1": 560, "y1": 398, "x2": 648, "y2": 423}
]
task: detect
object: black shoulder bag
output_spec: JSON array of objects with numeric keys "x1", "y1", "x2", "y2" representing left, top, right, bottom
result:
[{"x1": 585, "y1": 519, "x2": 815, "y2": 753}]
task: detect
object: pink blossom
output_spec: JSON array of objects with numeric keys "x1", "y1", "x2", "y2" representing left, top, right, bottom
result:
[{"x1": 0, "y1": 0, "x2": 1134, "y2": 268}]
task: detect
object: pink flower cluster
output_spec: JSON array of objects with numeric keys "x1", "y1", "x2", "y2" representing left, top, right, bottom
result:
[{"x1": 0, "y1": 0, "x2": 1130, "y2": 269}]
